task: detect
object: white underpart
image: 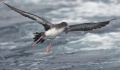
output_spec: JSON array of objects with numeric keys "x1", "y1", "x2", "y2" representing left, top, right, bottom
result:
[{"x1": 45, "y1": 27, "x2": 64, "y2": 39}]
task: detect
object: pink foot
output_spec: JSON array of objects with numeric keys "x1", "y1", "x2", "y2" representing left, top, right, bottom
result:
[
  {"x1": 45, "y1": 46, "x2": 50, "y2": 52},
  {"x1": 32, "y1": 42, "x2": 36, "y2": 46}
]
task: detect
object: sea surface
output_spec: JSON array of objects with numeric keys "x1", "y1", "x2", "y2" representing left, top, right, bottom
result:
[{"x1": 0, "y1": 0, "x2": 120, "y2": 70}]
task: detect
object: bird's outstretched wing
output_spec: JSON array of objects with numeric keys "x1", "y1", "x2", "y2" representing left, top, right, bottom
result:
[
  {"x1": 66, "y1": 19, "x2": 116, "y2": 33},
  {"x1": 4, "y1": 2, "x2": 52, "y2": 31}
]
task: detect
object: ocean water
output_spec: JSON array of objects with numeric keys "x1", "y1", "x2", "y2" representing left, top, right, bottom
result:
[{"x1": 0, "y1": 0, "x2": 120, "y2": 70}]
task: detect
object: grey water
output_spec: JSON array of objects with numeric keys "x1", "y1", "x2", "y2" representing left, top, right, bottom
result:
[{"x1": 0, "y1": 0, "x2": 120, "y2": 70}]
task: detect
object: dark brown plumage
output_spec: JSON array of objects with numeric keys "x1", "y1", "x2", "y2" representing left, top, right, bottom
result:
[
  {"x1": 66, "y1": 18, "x2": 116, "y2": 33},
  {"x1": 53, "y1": 22, "x2": 68, "y2": 29},
  {"x1": 3, "y1": 2, "x2": 52, "y2": 31}
]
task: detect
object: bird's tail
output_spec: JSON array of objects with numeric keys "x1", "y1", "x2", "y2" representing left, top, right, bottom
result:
[{"x1": 33, "y1": 32, "x2": 45, "y2": 44}]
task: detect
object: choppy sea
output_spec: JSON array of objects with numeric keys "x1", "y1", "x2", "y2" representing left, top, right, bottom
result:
[{"x1": 0, "y1": 0, "x2": 120, "y2": 70}]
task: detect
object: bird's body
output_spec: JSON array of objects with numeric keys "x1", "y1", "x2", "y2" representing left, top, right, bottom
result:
[
  {"x1": 4, "y1": 2, "x2": 117, "y2": 52},
  {"x1": 45, "y1": 27, "x2": 65, "y2": 39}
]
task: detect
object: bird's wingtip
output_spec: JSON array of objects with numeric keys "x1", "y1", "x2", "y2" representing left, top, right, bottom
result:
[
  {"x1": 109, "y1": 18, "x2": 117, "y2": 21},
  {"x1": 3, "y1": 2, "x2": 9, "y2": 7},
  {"x1": 3, "y1": 2, "x2": 7, "y2": 5},
  {"x1": 3, "y1": 2, "x2": 13, "y2": 8}
]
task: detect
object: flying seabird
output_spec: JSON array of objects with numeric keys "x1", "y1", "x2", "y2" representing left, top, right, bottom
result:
[{"x1": 4, "y1": 3, "x2": 116, "y2": 52}]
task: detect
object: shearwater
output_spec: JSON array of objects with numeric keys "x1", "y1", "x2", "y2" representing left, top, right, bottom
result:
[{"x1": 4, "y1": 2, "x2": 116, "y2": 52}]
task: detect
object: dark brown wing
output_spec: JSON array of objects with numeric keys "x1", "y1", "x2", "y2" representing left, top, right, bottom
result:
[
  {"x1": 66, "y1": 19, "x2": 116, "y2": 33},
  {"x1": 4, "y1": 2, "x2": 52, "y2": 31}
]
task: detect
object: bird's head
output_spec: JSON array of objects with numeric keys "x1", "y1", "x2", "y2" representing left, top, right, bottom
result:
[{"x1": 60, "y1": 22, "x2": 68, "y2": 27}]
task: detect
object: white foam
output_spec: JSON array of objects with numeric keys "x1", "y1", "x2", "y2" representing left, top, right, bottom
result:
[
  {"x1": 49, "y1": 0, "x2": 120, "y2": 24},
  {"x1": 75, "y1": 1, "x2": 120, "y2": 17},
  {"x1": 0, "y1": 42, "x2": 14, "y2": 45},
  {"x1": 80, "y1": 32, "x2": 120, "y2": 50},
  {"x1": 75, "y1": 1, "x2": 119, "y2": 17},
  {"x1": 61, "y1": 32, "x2": 120, "y2": 52},
  {"x1": 11, "y1": 0, "x2": 120, "y2": 17},
  {"x1": 0, "y1": 42, "x2": 17, "y2": 49},
  {"x1": 13, "y1": 0, "x2": 41, "y2": 4}
]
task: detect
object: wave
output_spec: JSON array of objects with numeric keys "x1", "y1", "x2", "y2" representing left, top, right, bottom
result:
[{"x1": 59, "y1": 32, "x2": 120, "y2": 54}]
